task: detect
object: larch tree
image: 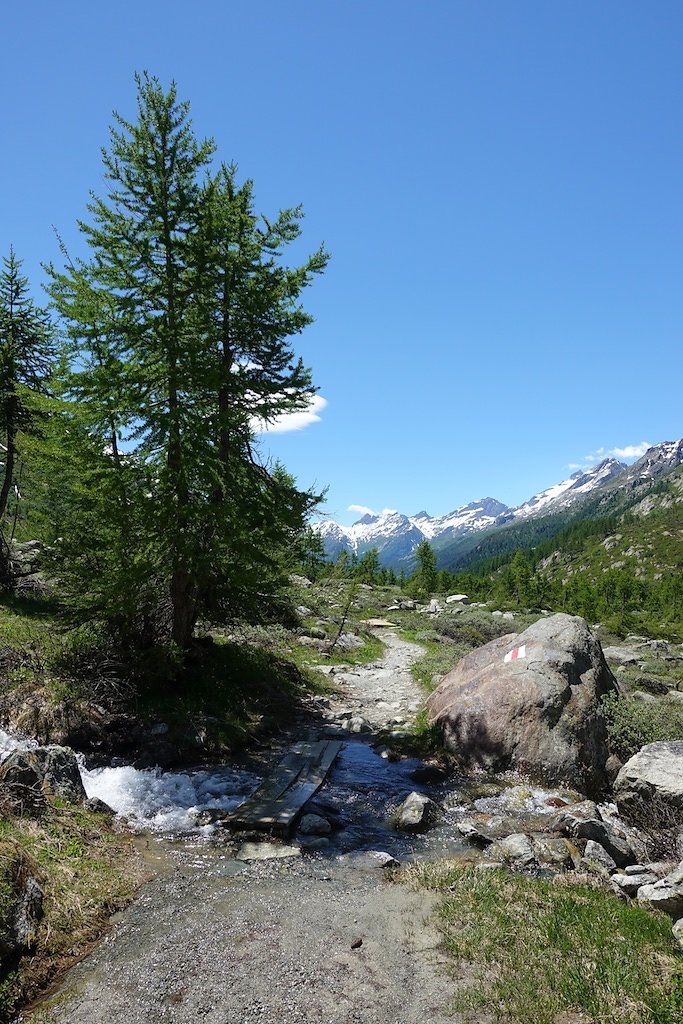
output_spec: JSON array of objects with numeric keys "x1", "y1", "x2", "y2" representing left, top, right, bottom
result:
[
  {"x1": 0, "y1": 249, "x2": 56, "y2": 582},
  {"x1": 48, "y1": 73, "x2": 328, "y2": 648}
]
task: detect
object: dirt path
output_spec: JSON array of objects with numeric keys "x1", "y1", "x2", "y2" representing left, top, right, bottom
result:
[{"x1": 30, "y1": 630, "x2": 463, "y2": 1024}]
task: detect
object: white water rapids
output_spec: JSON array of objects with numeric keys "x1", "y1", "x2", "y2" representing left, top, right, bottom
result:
[{"x1": 0, "y1": 729, "x2": 262, "y2": 834}]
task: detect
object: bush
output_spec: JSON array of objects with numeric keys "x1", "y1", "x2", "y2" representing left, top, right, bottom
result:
[{"x1": 602, "y1": 691, "x2": 683, "y2": 762}]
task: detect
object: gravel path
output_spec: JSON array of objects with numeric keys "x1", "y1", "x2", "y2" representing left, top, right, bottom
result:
[{"x1": 30, "y1": 630, "x2": 462, "y2": 1024}]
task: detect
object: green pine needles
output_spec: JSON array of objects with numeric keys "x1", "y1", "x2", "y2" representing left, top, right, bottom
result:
[{"x1": 43, "y1": 72, "x2": 329, "y2": 649}]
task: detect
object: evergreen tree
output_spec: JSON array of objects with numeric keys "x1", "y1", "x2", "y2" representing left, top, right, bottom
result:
[
  {"x1": 409, "y1": 540, "x2": 438, "y2": 597},
  {"x1": 48, "y1": 73, "x2": 328, "y2": 647},
  {"x1": 0, "y1": 250, "x2": 56, "y2": 581}
]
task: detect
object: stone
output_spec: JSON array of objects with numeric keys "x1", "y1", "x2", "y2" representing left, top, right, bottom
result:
[
  {"x1": 532, "y1": 836, "x2": 576, "y2": 869},
  {"x1": 457, "y1": 819, "x2": 495, "y2": 845},
  {"x1": 338, "y1": 850, "x2": 400, "y2": 870},
  {"x1": 235, "y1": 842, "x2": 301, "y2": 862},
  {"x1": 427, "y1": 599, "x2": 442, "y2": 614},
  {"x1": 602, "y1": 646, "x2": 639, "y2": 667},
  {"x1": 298, "y1": 813, "x2": 332, "y2": 836},
  {"x1": 614, "y1": 741, "x2": 683, "y2": 818},
  {"x1": 673, "y1": 918, "x2": 683, "y2": 949},
  {"x1": 489, "y1": 833, "x2": 536, "y2": 866},
  {"x1": 611, "y1": 870, "x2": 659, "y2": 896},
  {"x1": 428, "y1": 614, "x2": 618, "y2": 794},
  {"x1": 446, "y1": 594, "x2": 470, "y2": 604},
  {"x1": 552, "y1": 803, "x2": 635, "y2": 868},
  {"x1": 633, "y1": 677, "x2": 669, "y2": 696},
  {"x1": 365, "y1": 619, "x2": 396, "y2": 628},
  {"x1": 636, "y1": 863, "x2": 683, "y2": 917},
  {"x1": 298, "y1": 836, "x2": 330, "y2": 852},
  {"x1": 0, "y1": 745, "x2": 87, "y2": 806},
  {"x1": 84, "y1": 797, "x2": 115, "y2": 816},
  {"x1": 583, "y1": 840, "x2": 617, "y2": 872},
  {"x1": 0, "y1": 842, "x2": 43, "y2": 958},
  {"x1": 393, "y1": 791, "x2": 442, "y2": 833}
]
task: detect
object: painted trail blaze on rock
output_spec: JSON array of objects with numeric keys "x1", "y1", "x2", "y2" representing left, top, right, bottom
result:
[
  {"x1": 504, "y1": 644, "x2": 526, "y2": 663},
  {"x1": 427, "y1": 613, "x2": 618, "y2": 794}
]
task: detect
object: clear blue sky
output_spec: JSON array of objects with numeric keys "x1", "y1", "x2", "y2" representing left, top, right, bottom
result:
[{"x1": 3, "y1": 1, "x2": 682, "y2": 525}]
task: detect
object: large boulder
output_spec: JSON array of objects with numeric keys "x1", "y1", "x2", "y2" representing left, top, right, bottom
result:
[
  {"x1": 614, "y1": 741, "x2": 683, "y2": 818},
  {"x1": 427, "y1": 614, "x2": 618, "y2": 794}
]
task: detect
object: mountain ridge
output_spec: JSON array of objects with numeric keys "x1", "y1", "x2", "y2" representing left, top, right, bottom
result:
[{"x1": 314, "y1": 440, "x2": 683, "y2": 569}]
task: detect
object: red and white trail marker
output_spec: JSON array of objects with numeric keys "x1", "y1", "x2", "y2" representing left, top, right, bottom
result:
[{"x1": 504, "y1": 644, "x2": 526, "y2": 663}]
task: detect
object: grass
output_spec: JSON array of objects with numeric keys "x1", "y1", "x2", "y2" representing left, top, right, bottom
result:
[
  {"x1": 410, "y1": 862, "x2": 683, "y2": 1024},
  {"x1": 602, "y1": 690, "x2": 683, "y2": 762},
  {"x1": 0, "y1": 805, "x2": 141, "y2": 1023}
]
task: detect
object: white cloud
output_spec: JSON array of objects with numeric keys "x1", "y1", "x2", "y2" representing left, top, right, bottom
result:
[
  {"x1": 568, "y1": 440, "x2": 651, "y2": 470},
  {"x1": 255, "y1": 395, "x2": 328, "y2": 434},
  {"x1": 348, "y1": 504, "x2": 376, "y2": 516},
  {"x1": 611, "y1": 441, "x2": 651, "y2": 459}
]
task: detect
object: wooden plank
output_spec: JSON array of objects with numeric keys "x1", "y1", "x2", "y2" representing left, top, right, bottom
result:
[{"x1": 225, "y1": 739, "x2": 343, "y2": 834}]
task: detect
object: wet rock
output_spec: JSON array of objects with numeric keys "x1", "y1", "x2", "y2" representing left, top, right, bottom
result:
[
  {"x1": 341, "y1": 850, "x2": 400, "y2": 870},
  {"x1": 614, "y1": 741, "x2": 683, "y2": 818},
  {"x1": 84, "y1": 797, "x2": 115, "y2": 816},
  {"x1": 235, "y1": 842, "x2": 301, "y2": 862},
  {"x1": 457, "y1": 819, "x2": 495, "y2": 846},
  {"x1": 636, "y1": 863, "x2": 683, "y2": 917},
  {"x1": 409, "y1": 763, "x2": 449, "y2": 785},
  {"x1": 298, "y1": 813, "x2": 332, "y2": 836},
  {"x1": 532, "y1": 836, "x2": 577, "y2": 869},
  {"x1": 489, "y1": 833, "x2": 536, "y2": 866},
  {"x1": 428, "y1": 614, "x2": 617, "y2": 794},
  {"x1": 393, "y1": 791, "x2": 442, "y2": 833},
  {"x1": 1, "y1": 745, "x2": 87, "y2": 807},
  {"x1": 298, "y1": 836, "x2": 330, "y2": 852}
]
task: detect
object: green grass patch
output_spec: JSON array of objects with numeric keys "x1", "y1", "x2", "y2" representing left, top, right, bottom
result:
[
  {"x1": 411, "y1": 862, "x2": 683, "y2": 1024},
  {"x1": 0, "y1": 806, "x2": 140, "y2": 1022},
  {"x1": 400, "y1": 628, "x2": 464, "y2": 692}
]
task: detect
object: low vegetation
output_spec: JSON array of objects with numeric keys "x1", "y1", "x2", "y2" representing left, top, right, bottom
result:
[
  {"x1": 410, "y1": 862, "x2": 683, "y2": 1024},
  {"x1": 0, "y1": 805, "x2": 140, "y2": 1023}
]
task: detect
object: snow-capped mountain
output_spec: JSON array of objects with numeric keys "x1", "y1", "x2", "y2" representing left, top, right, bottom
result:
[{"x1": 313, "y1": 441, "x2": 683, "y2": 569}]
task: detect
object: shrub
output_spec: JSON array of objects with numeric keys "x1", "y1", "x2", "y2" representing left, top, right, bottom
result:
[{"x1": 602, "y1": 691, "x2": 683, "y2": 762}]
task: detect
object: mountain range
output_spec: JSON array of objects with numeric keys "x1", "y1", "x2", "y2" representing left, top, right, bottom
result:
[{"x1": 314, "y1": 439, "x2": 683, "y2": 570}]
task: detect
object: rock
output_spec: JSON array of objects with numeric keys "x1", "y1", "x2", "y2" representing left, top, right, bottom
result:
[
  {"x1": 0, "y1": 745, "x2": 86, "y2": 806},
  {"x1": 347, "y1": 716, "x2": 371, "y2": 734},
  {"x1": 427, "y1": 599, "x2": 442, "y2": 614},
  {"x1": 398, "y1": 599, "x2": 416, "y2": 611},
  {"x1": 335, "y1": 633, "x2": 364, "y2": 652},
  {"x1": 298, "y1": 813, "x2": 332, "y2": 836},
  {"x1": 457, "y1": 819, "x2": 495, "y2": 846},
  {"x1": 532, "y1": 836, "x2": 577, "y2": 869},
  {"x1": 446, "y1": 594, "x2": 470, "y2": 604},
  {"x1": 583, "y1": 840, "x2": 617, "y2": 872},
  {"x1": 351, "y1": 937, "x2": 363, "y2": 949},
  {"x1": 0, "y1": 842, "x2": 43, "y2": 959},
  {"x1": 611, "y1": 870, "x2": 659, "y2": 896},
  {"x1": 393, "y1": 791, "x2": 442, "y2": 833},
  {"x1": 614, "y1": 741, "x2": 683, "y2": 818},
  {"x1": 338, "y1": 850, "x2": 400, "y2": 870},
  {"x1": 552, "y1": 803, "x2": 636, "y2": 868},
  {"x1": 633, "y1": 677, "x2": 669, "y2": 696},
  {"x1": 303, "y1": 626, "x2": 327, "y2": 640},
  {"x1": 298, "y1": 836, "x2": 330, "y2": 852},
  {"x1": 673, "y1": 918, "x2": 683, "y2": 949},
  {"x1": 636, "y1": 863, "x2": 683, "y2": 917},
  {"x1": 428, "y1": 614, "x2": 618, "y2": 794},
  {"x1": 631, "y1": 691, "x2": 657, "y2": 703},
  {"x1": 489, "y1": 833, "x2": 536, "y2": 866},
  {"x1": 289, "y1": 574, "x2": 312, "y2": 588},
  {"x1": 364, "y1": 618, "x2": 396, "y2": 628},
  {"x1": 84, "y1": 797, "x2": 115, "y2": 816},
  {"x1": 235, "y1": 842, "x2": 301, "y2": 862},
  {"x1": 409, "y1": 764, "x2": 449, "y2": 785},
  {"x1": 0, "y1": 755, "x2": 47, "y2": 815},
  {"x1": 502, "y1": 611, "x2": 515, "y2": 621},
  {"x1": 602, "y1": 646, "x2": 639, "y2": 667}
]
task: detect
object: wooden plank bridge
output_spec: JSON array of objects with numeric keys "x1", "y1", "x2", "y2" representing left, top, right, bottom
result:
[{"x1": 224, "y1": 738, "x2": 343, "y2": 834}]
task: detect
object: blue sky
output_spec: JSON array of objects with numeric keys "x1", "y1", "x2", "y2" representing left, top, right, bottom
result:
[{"x1": 2, "y1": 2, "x2": 682, "y2": 525}]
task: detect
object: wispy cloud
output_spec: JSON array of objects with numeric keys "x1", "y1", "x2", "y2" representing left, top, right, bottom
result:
[
  {"x1": 348, "y1": 504, "x2": 375, "y2": 516},
  {"x1": 255, "y1": 395, "x2": 328, "y2": 434},
  {"x1": 568, "y1": 440, "x2": 651, "y2": 470}
]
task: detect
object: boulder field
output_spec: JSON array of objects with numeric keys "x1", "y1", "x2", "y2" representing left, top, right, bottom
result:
[{"x1": 427, "y1": 613, "x2": 618, "y2": 795}]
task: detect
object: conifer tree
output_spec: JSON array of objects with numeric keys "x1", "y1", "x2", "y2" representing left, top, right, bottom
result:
[
  {"x1": 0, "y1": 250, "x2": 56, "y2": 581},
  {"x1": 48, "y1": 73, "x2": 328, "y2": 647}
]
